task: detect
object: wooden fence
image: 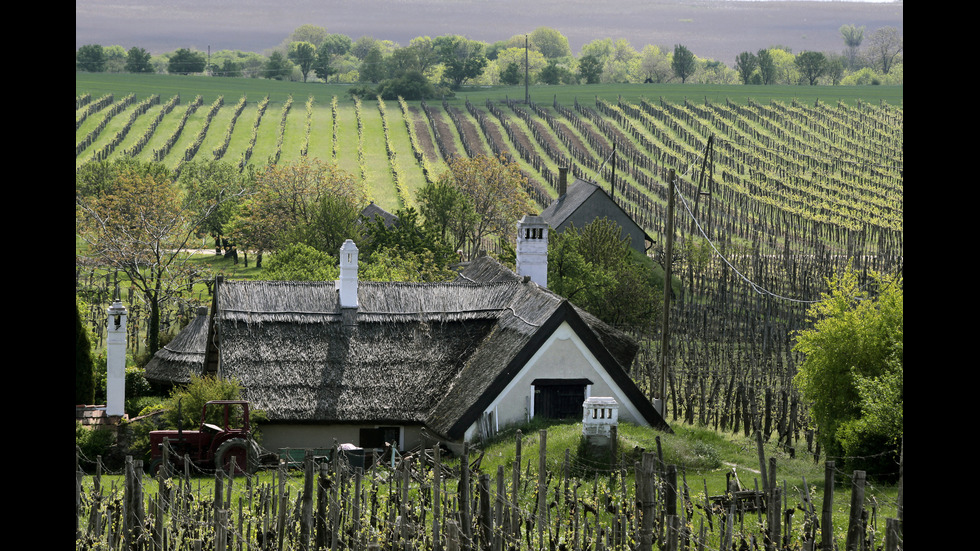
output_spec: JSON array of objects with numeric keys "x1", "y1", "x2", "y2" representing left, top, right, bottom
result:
[{"x1": 75, "y1": 430, "x2": 903, "y2": 551}]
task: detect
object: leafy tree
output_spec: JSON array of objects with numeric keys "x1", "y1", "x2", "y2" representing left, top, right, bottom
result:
[
  {"x1": 352, "y1": 36, "x2": 394, "y2": 60},
  {"x1": 217, "y1": 58, "x2": 243, "y2": 78},
  {"x1": 104, "y1": 45, "x2": 128, "y2": 73},
  {"x1": 577, "y1": 54, "x2": 603, "y2": 84},
  {"x1": 538, "y1": 60, "x2": 567, "y2": 85},
  {"x1": 76, "y1": 160, "x2": 240, "y2": 355},
  {"x1": 76, "y1": 300, "x2": 96, "y2": 405},
  {"x1": 638, "y1": 45, "x2": 672, "y2": 83},
  {"x1": 302, "y1": 192, "x2": 366, "y2": 254},
  {"x1": 377, "y1": 70, "x2": 436, "y2": 100},
  {"x1": 795, "y1": 51, "x2": 827, "y2": 85},
  {"x1": 768, "y1": 47, "x2": 799, "y2": 84},
  {"x1": 579, "y1": 38, "x2": 614, "y2": 66},
  {"x1": 671, "y1": 44, "x2": 696, "y2": 83},
  {"x1": 362, "y1": 207, "x2": 456, "y2": 272},
  {"x1": 432, "y1": 154, "x2": 533, "y2": 260},
  {"x1": 314, "y1": 34, "x2": 354, "y2": 82},
  {"x1": 866, "y1": 26, "x2": 902, "y2": 75},
  {"x1": 500, "y1": 62, "x2": 522, "y2": 85},
  {"x1": 320, "y1": 33, "x2": 353, "y2": 57},
  {"x1": 735, "y1": 51, "x2": 757, "y2": 84},
  {"x1": 167, "y1": 48, "x2": 206, "y2": 75},
  {"x1": 77, "y1": 44, "x2": 106, "y2": 72},
  {"x1": 210, "y1": 49, "x2": 265, "y2": 78},
  {"x1": 227, "y1": 158, "x2": 366, "y2": 263},
  {"x1": 407, "y1": 36, "x2": 440, "y2": 76},
  {"x1": 417, "y1": 179, "x2": 477, "y2": 256},
  {"x1": 386, "y1": 38, "x2": 439, "y2": 80},
  {"x1": 435, "y1": 35, "x2": 488, "y2": 89},
  {"x1": 178, "y1": 160, "x2": 254, "y2": 256},
  {"x1": 529, "y1": 27, "x2": 571, "y2": 59},
  {"x1": 604, "y1": 39, "x2": 640, "y2": 83},
  {"x1": 362, "y1": 246, "x2": 456, "y2": 282},
  {"x1": 288, "y1": 24, "x2": 327, "y2": 48},
  {"x1": 496, "y1": 47, "x2": 547, "y2": 84},
  {"x1": 359, "y1": 44, "x2": 387, "y2": 83},
  {"x1": 288, "y1": 41, "x2": 317, "y2": 82},
  {"x1": 264, "y1": 242, "x2": 339, "y2": 281},
  {"x1": 756, "y1": 48, "x2": 777, "y2": 85},
  {"x1": 125, "y1": 47, "x2": 154, "y2": 73},
  {"x1": 548, "y1": 218, "x2": 661, "y2": 328},
  {"x1": 692, "y1": 59, "x2": 738, "y2": 85},
  {"x1": 825, "y1": 54, "x2": 846, "y2": 85},
  {"x1": 839, "y1": 24, "x2": 865, "y2": 69},
  {"x1": 792, "y1": 267, "x2": 903, "y2": 478},
  {"x1": 76, "y1": 157, "x2": 172, "y2": 201},
  {"x1": 263, "y1": 51, "x2": 293, "y2": 80}
]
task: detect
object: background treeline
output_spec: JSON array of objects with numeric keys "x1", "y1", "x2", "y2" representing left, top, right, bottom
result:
[{"x1": 75, "y1": 23, "x2": 902, "y2": 97}]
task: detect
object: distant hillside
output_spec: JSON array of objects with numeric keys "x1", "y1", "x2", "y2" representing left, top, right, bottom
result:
[{"x1": 75, "y1": 0, "x2": 904, "y2": 64}]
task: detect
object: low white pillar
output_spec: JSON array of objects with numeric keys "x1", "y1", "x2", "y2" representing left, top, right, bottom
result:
[{"x1": 582, "y1": 397, "x2": 619, "y2": 446}]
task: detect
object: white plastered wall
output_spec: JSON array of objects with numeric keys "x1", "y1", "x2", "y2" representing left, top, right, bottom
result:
[{"x1": 463, "y1": 321, "x2": 649, "y2": 441}]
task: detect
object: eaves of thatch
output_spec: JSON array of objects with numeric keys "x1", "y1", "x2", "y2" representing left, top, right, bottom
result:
[{"x1": 143, "y1": 309, "x2": 210, "y2": 385}]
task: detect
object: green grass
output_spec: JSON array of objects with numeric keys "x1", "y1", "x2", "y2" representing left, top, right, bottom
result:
[
  {"x1": 77, "y1": 72, "x2": 903, "y2": 110},
  {"x1": 464, "y1": 419, "x2": 899, "y2": 548}
]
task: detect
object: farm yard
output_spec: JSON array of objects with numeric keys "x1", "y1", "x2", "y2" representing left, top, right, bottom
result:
[{"x1": 75, "y1": 73, "x2": 902, "y2": 550}]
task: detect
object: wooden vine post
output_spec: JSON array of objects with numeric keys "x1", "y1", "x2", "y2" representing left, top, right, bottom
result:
[{"x1": 659, "y1": 168, "x2": 677, "y2": 415}]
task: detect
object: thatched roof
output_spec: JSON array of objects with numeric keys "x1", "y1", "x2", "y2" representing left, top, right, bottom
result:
[
  {"x1": 144, "y1": 307, "x2": 210, "y2": 385},
  {"x1": 145, "y1": 256, "x2": 667, "y2": 439}
]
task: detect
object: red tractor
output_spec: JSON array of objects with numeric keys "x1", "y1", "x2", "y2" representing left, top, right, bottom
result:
[{"x1": 149, "y1": 400, "x2": 259, "y2": 476}]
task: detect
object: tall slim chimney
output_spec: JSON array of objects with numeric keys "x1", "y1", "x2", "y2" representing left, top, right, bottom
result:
[
  {"x1": 516, "y1": 215, "x2": 549, "y2": 288},
  {"x1": 106, "y1": 300, "x2": 128, "y2": 417},
  {"x1": 339, "y1": 239, "x2": 359, "y2": 309},
  {"x1": 558, "y1": 166, "x2": 568, "y2": 197}
]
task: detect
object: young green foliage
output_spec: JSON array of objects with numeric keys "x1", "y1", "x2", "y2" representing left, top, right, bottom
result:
[{"x1": 792, "y1": 267, "x2": 903, "y2": 478}]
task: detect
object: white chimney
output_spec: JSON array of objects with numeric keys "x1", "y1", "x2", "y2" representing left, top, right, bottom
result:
[
  {"x1": 338, "y1": 239, "x2": 359, "y2": 309},
  {"x1": 105, "y1": 300, "x2": 128, "y2": 417},
  {"x1": 516, "y1": 215, "x2": 549, "y2": 288}
]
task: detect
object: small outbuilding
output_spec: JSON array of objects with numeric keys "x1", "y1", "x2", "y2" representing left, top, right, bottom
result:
[{"x1": 539, "y1": 168, "x2": 653, "y2": 255}]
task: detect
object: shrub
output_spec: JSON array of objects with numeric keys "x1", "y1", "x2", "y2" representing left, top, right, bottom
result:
[
  {"x1": 161, "y1": 375, "x2": 244, "y2": 430},
  {"x1": 76, "y1": 421, "x2": 117, "y2": 469}
]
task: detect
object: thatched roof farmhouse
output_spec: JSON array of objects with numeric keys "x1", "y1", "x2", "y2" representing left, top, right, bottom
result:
[{"x1": 145, "y1": 216, "x2": 669, "y2": 453}]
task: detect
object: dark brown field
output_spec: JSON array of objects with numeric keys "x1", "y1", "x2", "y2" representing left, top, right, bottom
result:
[{"x1": 75, "y1": 0, "x2": 903, "y2": 65}]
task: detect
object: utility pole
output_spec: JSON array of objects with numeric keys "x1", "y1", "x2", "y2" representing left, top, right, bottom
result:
[
  {"x1": 658, "y1": 169, "x2": 676, "y2": 416},
  {"x1": 610, "y1": 143, "x2": 616, "y2": 200},
  {"x1": 524, "y1": 35, "x2": 530, "y2": 104}
]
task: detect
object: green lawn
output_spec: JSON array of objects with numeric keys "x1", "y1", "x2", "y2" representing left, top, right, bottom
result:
[{"x1": 76, "y1": 73, "x2": 903, "y2": 110}]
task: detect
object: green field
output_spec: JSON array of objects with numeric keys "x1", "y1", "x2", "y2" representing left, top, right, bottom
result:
[{"x1": 76, "y1": 72, "x2": 904, "y2": 109}]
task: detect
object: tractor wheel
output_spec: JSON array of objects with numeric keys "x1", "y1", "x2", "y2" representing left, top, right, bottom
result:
[
  {"x1": 147, "y1": 458, "x2": 162, "y2": 477},
  {"x1": 215, "y1": 438, "x2": 258, "y2": 475}
]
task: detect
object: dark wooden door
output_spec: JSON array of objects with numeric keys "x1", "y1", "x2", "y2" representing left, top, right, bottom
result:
[{"x1": 534, "y1": 383, "x2": 587, "y2": 419}]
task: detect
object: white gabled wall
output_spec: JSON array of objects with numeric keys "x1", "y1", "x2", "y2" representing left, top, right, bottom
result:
[{"x1": 464, "y1": 321, "x2": 649, "y2": 441}]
